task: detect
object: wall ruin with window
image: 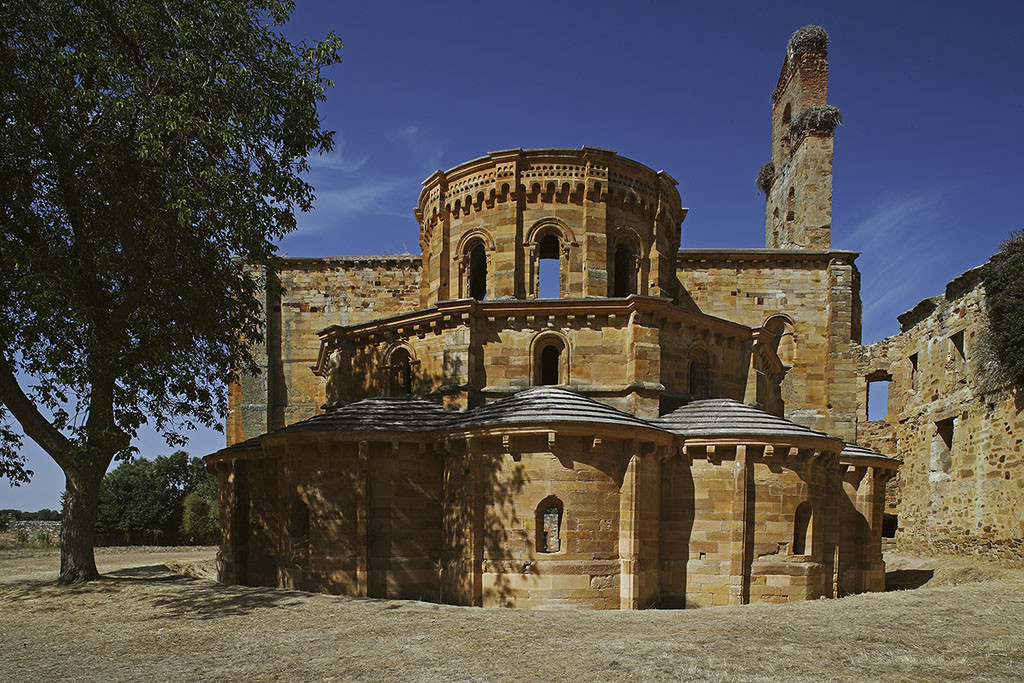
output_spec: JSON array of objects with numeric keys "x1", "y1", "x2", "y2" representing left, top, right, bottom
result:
[{"x1": 853, "y1": 267, "x2": 1024, "y2": 566}]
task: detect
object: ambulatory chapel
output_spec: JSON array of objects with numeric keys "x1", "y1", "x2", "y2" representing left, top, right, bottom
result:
[{"x1": 206, "y1": 26, "x2": 1023, "y2": 609}]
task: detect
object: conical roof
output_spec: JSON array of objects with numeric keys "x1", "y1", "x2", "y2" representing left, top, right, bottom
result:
[
  {"x1": 209, "y1": 435, "x2": 263, "y2": 458},
  {"x1": 841, "y1": 442, "x2": 900, "y2": 464},
  {"x1": 654, "y1": 398, "x2": 840, "y2": 445},
  {"x1": 273, "y1": 396, "x2": 453, "y2": 434},
  {"x1": 450, "y1": 386, "x2": 664, "y2": 433}
]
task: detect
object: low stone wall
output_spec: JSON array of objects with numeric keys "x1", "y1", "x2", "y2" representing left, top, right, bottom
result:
[
  {"x1": 0, "y1": 520, "x2": 61, "y2": 546},
  {"x1": 895, "y1": 530, "x2": 1024, "y2": 569}
]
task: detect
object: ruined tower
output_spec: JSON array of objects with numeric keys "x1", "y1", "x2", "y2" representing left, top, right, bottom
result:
[{"x1": 762, "y1": 25, "x2": 839, "y2": 250}]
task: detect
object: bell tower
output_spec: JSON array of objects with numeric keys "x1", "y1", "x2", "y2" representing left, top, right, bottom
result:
[{"x1": 760, "y1": 25, "x2": 840, "y2": 250}]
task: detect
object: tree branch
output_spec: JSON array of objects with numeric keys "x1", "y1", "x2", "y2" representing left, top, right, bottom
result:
[{"x1": 0, "y1": 355, "x2": 72, "y2": 470}]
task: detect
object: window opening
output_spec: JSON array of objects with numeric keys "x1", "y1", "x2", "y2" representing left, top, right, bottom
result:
[
  {"x1": 867, "y1": 380, "x2": 891, "y2": 421},
  {"x1": 865, "y1": 371, "x2": 893, "y2": 421},
  {"x1": 540, "y1": 344, "x2": 560, "y2": 385},
  {"x1": 468, "y1": 243, "x2": 487, "y2": 300},
  {"x1": 689, "y1": 350, "x2": 710, "y2": 396},
  {"x1": 613, "y1": 242, "x2": 636, "y2": 297},
  {"x1": 793, "y1": 501, "x2": 812, "y2": 555},
  {"x1": 290, "y1": 500, "x2": 310, "y2": 553},
  {"x1": 882, "y1": 514, "x2": 898, "y2": 539},
  {"x1": 536, "y1": 497, "x2": 563, "y2": 553},
  {"x1": 537, "y1": 233, "x2": 561, "y2": 298},
  {"x1": 786, "y1": 187, "x2": 795, "y2": 222},
  {"x1": 950, "y1": 330, "x2": 965, "y2": 361},
  {"x1": 388, "y1": 348, "x2": 412, "y2": 396},
  {"x1": 932, "y1": 417, "x2": 955, "y2": 474}
]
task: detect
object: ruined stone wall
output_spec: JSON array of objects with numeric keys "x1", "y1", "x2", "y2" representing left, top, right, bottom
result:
[
  {"x1": 226, "y1": 256, "x2": 422, "y2": 446},
  {"x1": 765, "y1": 34, "x2": 833, "y2": 250},
  {"x1": 676, "y1": 250, "x2": 860, "y2": 440},
  {"x1": 854, "y1": 270, "x2": 1024, "y2": 565}
]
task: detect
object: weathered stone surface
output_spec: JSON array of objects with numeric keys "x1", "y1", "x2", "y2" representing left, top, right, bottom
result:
[
  {"x1": 854, "y1": 268, "x2": 1024, "y2": 566},
  {"x1": 211, "y1": 26, "x2": 1020, "y2": 611}
]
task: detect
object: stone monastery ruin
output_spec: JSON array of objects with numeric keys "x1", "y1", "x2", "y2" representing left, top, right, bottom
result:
[{"x1": 206, "y1": 26, "x2": 1023, "y2": 609}]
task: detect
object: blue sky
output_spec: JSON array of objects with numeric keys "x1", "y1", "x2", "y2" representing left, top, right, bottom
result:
[{"x1": 4, "y1": 0, "x2": 1022, "y2": 510}]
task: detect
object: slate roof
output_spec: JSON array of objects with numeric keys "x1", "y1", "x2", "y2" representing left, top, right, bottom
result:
[
  {"x1": 210, "y1": 435, "x2": 263, "y2": 457},
  {"x1": 210, "y1": 391, "x2": 869, "y2": 461},
  {"x1": 449, "y1": 386, "x2": 664, "y2": 432},
  {"x1": 841, "y1": 442, "x2": 900, "y2": 463},
  {"x1": 272, "y1": 397, "x2": 454, "y2": 434},
  {"x1": 654, "y1": 399, "x2": 840, "y2": 443}
]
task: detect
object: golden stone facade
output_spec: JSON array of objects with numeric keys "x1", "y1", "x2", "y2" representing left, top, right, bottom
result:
[{"x1": 208, "y1": 26, "x2": 1018, "y2": 609}]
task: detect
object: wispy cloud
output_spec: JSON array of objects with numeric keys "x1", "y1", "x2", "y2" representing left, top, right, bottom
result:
[
  {"x1": 390, "y1": 123, "x2": 446, "y2": 170},
  {"x1": 838, "y1": 192, "x2": 944, "y2": 255},
  {"x1": 306, "y1": 134, "x2": 369, "y2": 174},
  {"x1": 295, "y1": 178, "x2": 410, "y2": 237},
  {"x1": 838, "y1": 190, "x2": 954, "y2": 342}
]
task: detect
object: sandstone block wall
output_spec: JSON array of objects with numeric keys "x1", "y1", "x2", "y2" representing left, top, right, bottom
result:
[
  {"x1": 416, "y1": 148, "x2": 687, "y2": 306},
  {"x1": 676, "y1": 250, "x2": 860, "y2": 440},
  {"x1": 316, "y1": 298, "x2": 756, "y2": 417},
  {"x1": 226, "y1": 256, "x2": 421, "y2": 446},
  {"x1": 854, "y1": 269, "x2": 1024, "y2": 565}
]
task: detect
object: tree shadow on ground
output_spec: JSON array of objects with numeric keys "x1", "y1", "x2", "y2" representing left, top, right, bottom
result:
[
  {"x1": 885, "y1": 569, "x2": 934, "y2": 591},
  {"x1": 0, "y1": 564, "x2": 312, "y2": 620}
]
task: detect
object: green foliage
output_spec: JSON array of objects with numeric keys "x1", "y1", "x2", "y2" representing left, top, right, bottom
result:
[
  {"x1": 787, "y1": 25, "x2": 829, "y2": 59},
  {"x1": 0, "y1": 508, "x2": 61, "y2": 521},
  {"x1": 789, "y1": 105, "x2": 843, "y2": 138},
  {"x1": 181, "y1": 490, "x2": 220, "y2": 544},
  {"x1": 96, "y1": 451, "x2": 217, "y2": 544},
  {"x1": 0, "y1": 0, "x2": 340, "y2": 474},
  {"x1": 0, "y1": 407, "x2": 29, "y2": 485},
  {"x1": 980, "y1": 229, "x2": 1024, "y2": 387},
  {"x1": 0, "y1": 511, "x2": 10, "y2": 532},
  {"x1": 756, "y1": 162, "x2": 775, "y2": 195},
  {"x1": 0, "y1": 0, "x2": 338, "y2": 577}
]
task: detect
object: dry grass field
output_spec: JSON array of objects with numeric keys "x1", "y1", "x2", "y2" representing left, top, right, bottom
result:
[{"x1": 2, "y1": 547, "x2": 1023, "y2": 682}]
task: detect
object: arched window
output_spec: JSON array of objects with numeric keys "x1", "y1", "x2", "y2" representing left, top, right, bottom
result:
[
  {"x1": 290, "y1": 499, "x2": 310, "y2": 553},
  {"x1": 793, "y1": 501, "x2": 812, "y2": 555},
  {"x1": 613, "y1": 241, "x2": 636, "y2": 297},
  {"x1": 536, "y1": 496, "x2": 564, "y2": 553},
  {"x1": 540, "y1": 345, "x2": 560, "y2": 385},
  {"x1": 388, "y1": 347, "x2": 412, "y2": 396},
  {"x1": 533, "y1": 334, "x2": 566, "y2": 386},
  {"x1": 689, "y1": 348, "x2": 710, "y2": 397},
  {"x1": 537, "y1": 233, "x2": 561, "y2": 298},
  {"x1": 782, "y1": 102, "x2": 792, "y2": 125},
  {"x1": 468, "y1": 242, "x2": 487, "y2": 300},
  {"x1": 786, "y1": 187, "x2": 795, "y2": 222}
]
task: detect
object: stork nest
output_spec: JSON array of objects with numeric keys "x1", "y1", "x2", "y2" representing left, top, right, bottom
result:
[
  {"x1": 788, "y1": 25, "x2": 829, "y2": 59},
  {"x1": 789, "y1": 105, "x2": 842, "y2": 137},
  {"x1": 756, "y1": 162, "x2": 775, "y2": 195}
]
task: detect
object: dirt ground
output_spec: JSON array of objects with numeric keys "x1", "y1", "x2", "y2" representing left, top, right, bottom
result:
[{"x1": 2, "y1": 548, "x2": 1023, "y2": 682}]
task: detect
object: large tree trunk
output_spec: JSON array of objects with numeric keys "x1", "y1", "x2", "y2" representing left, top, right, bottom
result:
[{"x1": 58, "y1": 468, "x2": 104, "y2": 584}]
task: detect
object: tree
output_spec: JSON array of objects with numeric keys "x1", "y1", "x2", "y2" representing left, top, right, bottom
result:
[
  {"x1": 980, "y1": 229, "x2": 1024, "y2": 387},
  {"x1": 0, "y1": 0, "x2": 340, "y2": 582},
  {"x1": 96, "y1": 451, "x2": 214, "y2": 544}
]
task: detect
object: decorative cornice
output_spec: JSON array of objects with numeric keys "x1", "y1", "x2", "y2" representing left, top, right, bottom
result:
[{"x1": 312, "y1": 295, "x2": 753, "y2": 375}]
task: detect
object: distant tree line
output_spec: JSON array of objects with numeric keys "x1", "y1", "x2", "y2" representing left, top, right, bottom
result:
[
  {"x1": 0, "y1": 508, "x2": 62, "y2": 522},
  {"x1": 94, "y1": 451, "x2": 219, "y2": 545},
  {"x1": 1, "y1": 452, "x2": 219, "y2": 544}
]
